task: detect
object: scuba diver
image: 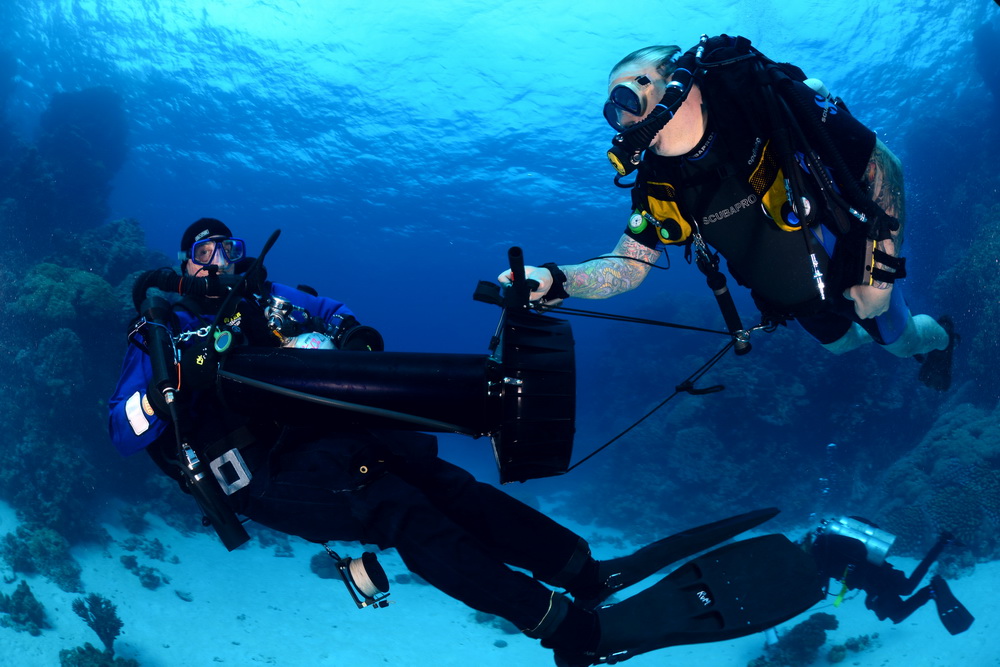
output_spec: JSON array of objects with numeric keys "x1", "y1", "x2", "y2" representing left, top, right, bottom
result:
[
  {"x1": 497, "y1": 35, "x2": 956, "y2": 390},
  {"x1": 804, "y1": 516, "x2": 974, "y2": 635},
  {"x1": 107, "y1": 218, "x2": 825, "y2": 665}
]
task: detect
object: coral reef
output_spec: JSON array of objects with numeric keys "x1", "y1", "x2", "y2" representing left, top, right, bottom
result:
[
  {"x1": 875, "y1": 402, "x2": 1000, "y2": 557},
  {"x1": 72, "y1": 593, "x2": 124, "y2": 653},
  {"x1": 7, "y1": 263, "x2": 119, "y2": 333},
  {"x1": 119, "y1": 505, "x2": 150, "y2": 536},
  {"x1": 1, "y1": 525, "x2": 83, "y2": 592},
  {"x1": 59, "y1": 643, "x2": 140, "y2": 667},
  {"x1": 119, "y1": 554, "x2": 170, "y2": 590},
  {"x1": 1, "y1": 83, "x2": 129, "y2": 257},
  {"x1": 934, "y1": 203, "x2": 1000, "y2": 389},
  {"x1": 0, "y1": 83, "x2": 153, "y2": 550},
  {"x1": 826, "y1": 634, "x2": 877, "y2": 663},
  {"x1": 0, "y1": 579, "x2": 50, "y2": 635},
  {"x1": 0, "y1": 225, "x2": 171, "y2": 542},
  {"x1": 119, "y1": 536, "x2": 175, "y2": 563},
  {"x1": 36, "y1": 87, "x2": 128, "y2": 231},
  {"x1": 53, "y1": 217, "x2": 170, "y2": 290},
  {"x1": 747, "y1": 613, "x2": 838, "y2": 667}
]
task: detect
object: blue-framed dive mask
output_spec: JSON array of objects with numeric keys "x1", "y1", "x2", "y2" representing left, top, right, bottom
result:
[{"x1": 188, "y1": 237, "x2": 247, "y2": 266}]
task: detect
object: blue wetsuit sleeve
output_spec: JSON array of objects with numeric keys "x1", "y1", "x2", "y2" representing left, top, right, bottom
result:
[{"x1": 107, "y1": 338, "x2": 170, "y2": 456}]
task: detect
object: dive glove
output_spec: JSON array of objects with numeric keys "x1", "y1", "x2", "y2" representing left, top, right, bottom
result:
[{"x1": 497, "y1": 265, "x2": 551, "y2": 300}]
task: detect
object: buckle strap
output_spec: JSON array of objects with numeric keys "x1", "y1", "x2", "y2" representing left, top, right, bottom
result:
[{"x1": 870, "y1": 248, "x2": 907, "y2": 284}]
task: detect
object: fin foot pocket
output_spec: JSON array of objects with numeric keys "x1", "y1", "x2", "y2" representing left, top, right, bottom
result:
[{"x1": 918, "y1": 315, "x2": 957, "y2": 392}]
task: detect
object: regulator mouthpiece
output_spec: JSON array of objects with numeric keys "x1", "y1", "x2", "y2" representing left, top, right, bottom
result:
[{"x1": 608, "y1": 142, "x2": 641, "y2": 176}]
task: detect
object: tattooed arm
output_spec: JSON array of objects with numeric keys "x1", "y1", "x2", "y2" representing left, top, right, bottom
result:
[
  {"x1": 863, "y1": 137, "x2": 906, "y2": 264},
  {"x1": 497, "y1": 234, "x2": 660, "y2": 301},
  {"x1": 560, "y1": 234, "x2": 661, "y2": 299},
  {"x1": 844, "y1": 138, "x2": 906, "y2": 318}
]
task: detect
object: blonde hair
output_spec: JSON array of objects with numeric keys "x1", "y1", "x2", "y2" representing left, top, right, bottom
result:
[{"x1": 609, "y1": 45, "x2": 683, "y2": 81}]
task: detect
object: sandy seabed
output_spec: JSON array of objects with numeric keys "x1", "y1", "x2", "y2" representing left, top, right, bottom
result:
[{"x1": 0, "y1": 500, "x2": 996, "y2": 667}]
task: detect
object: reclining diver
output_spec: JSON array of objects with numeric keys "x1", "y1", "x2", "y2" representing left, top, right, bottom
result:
[
  {"x1": 804, "y1": 516, "x2": 974, "y2": 635},
  {"x1": 107, "y1": 219, "x2": 825, "y2": 665}
]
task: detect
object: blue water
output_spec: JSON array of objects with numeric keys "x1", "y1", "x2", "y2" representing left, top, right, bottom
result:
[
  {"x1": 3, "y1": 0, "x2": 998, "y2": 508},
  {"x1": 6, "y1": 2, "x2": 994, "y2": 331},
  {"x1": 4, "y1": 0, "x2": 993, "y2": 360},
  {"x1": 2, "y1": 1, "x2": 1000, "y2": 663},
  {"x1": 3, "y1": 0, "x2": 999, "y2": 512}
]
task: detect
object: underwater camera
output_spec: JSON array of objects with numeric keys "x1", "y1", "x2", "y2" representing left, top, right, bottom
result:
[{"x1": 215, "y1": 248, "x2": 576, "y2": 484}]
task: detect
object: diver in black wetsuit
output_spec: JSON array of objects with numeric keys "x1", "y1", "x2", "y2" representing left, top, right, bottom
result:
[
  {"x1": 497, "y1": 35, "x2": 956, "y2": 390},
  {"x1": 804, "y1": 516, "x2": 974, "y2": 634},
  {"x1": 109, "y1": 218, "x2": 825, "y2": 665}
]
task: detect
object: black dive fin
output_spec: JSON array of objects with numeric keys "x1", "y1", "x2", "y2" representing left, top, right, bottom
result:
[
  {"x1": 930, "y1": 575, "x2": 974, "y2": 635},
  {"x1": 918, "y1": 316, "x2": 957, "y2": 392},
  {"x1": 583, "y1": 507, "x2": 780, "y2": 609},
  {"x1": 592, "y1": 534, "x2": 824, "y2": 663}
]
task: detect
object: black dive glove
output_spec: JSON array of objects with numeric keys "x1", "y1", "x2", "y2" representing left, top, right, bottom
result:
[
  {"x1": 145, "y1": 381, "x2": 172, "y2": 419},
  {"x1": 132, "y1": 268, "x2": 180, "y2": 312},
  {"x1": 234, "y1": 257, "x2": 268, "y2": 295}
]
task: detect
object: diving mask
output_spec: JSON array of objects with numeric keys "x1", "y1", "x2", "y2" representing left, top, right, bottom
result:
[
  {"x1": 188, "y1": 236, "x2": 247, "y2": 266},
  {"x1": 603, "y1": 74, "x2": 654, "y2": 131}
]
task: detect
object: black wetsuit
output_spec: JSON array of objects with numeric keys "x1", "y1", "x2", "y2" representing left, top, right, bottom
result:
[
  {"x1": 623, "y1": 78, "x2": 910, "y2": 345},
  {"x1": 813, "y1": 533, "x2": 930, "y2": 623},
  {"x1": 110, "y1": 286, "x2": 587, "y2": 633}
]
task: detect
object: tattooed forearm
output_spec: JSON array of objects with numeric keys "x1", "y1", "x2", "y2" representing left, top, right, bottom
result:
[
  {"x1": 860, "y1": 138, "x2": 907, "y2": 289},
  {"x1": 560, "y1": 235, "x2": 660, "y2": 299},
  {"x1": 864, "y1": 138, "x2": 906, "y2": 252}
]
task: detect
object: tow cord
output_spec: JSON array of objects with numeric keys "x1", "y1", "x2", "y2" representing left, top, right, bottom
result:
[
  {"x1": 563, "y1": 338, "x2": 735, "y2": 474},
  {"x1": 540, "y1": 303, "x2": 733, "y2": 337},
  {"x1": 534, "y1": 302, "x2": 776, "y2": 472}
]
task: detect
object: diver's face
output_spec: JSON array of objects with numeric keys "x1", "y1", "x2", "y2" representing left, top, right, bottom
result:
[
  {"x1": 607, "y1": 65, "x2": 706, "y2": 157},
  {"x1": 185, "y1": 238, "x2": 236, "y2": 277},
  {"x1": 606, "y1": 66, "x2": 668, "y2": 128}
]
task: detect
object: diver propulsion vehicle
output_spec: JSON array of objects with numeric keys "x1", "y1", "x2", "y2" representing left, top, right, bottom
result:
[
  {"x1": 216, "y1": 304, "x2": 575, "y2": 484},
  {"x1": 143, "y1": 244, "x2": 576, "y2": 485}
]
